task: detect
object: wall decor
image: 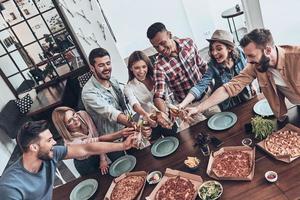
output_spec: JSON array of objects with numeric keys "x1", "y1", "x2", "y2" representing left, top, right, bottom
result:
[
  {"x1": 59, "y1": 2, "x2": 74, "y2": 17},
  {"x1": 88, "y1": 33, "x2": 101, "y2": 47},
  {"x1": 77, "y1": 28, "x2": 91, "y2": 45},
  {"x1": 88, "y1": 0, "x2": 93, "y2": 11},
  {"x1": 76, "y1": 9, "x2": 91, "y2": 24},
  {"x1": 95, "y1": 0, "x2": 116, "y2": 42},
  {"x1": 97, "y1": 20, "x2": 106, "y2": 40}
]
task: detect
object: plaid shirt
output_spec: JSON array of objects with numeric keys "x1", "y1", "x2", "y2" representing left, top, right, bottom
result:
[{"x1": 153, "y1": 38, "x2": 207, "y2": 102}]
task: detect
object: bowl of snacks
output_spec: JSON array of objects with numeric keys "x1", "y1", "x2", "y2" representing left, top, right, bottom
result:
[
  {"x1": 198, "y1": 180, "x2": 223, "y2": 200},
  {"x1": 184, "y1": 156, "x2": 200, "y2": 171},
  {"x1": 147, "y1": 171, "x2": 162, "y2": 185},
  {"x1": 265, "y1": 171, "x2": 278, "y2": 183}
]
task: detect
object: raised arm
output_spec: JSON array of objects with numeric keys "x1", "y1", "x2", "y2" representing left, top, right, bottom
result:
[
  {"x1": 98, "y1": 127, "x2": 136, "y2": 142},
  {"x1": 179, "y1": 67, "x2": 214, "y2": 108},
  {"x1": 64, "y1": 135, "x2": 135, "y2": 160},
  {"x1": 186, "y1": 64, "x2": 256, "y2": 116},
  {"x1": 186, "y1": 86, "x2": 229, "y2": 116}
]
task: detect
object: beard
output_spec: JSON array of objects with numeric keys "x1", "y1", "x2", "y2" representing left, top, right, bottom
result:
[
  {"x1": 257, "y1": 54, "x2": 271, "y2": 73},
  {"x1": 95, "y1": 70, "x2": 111, "y2": 80},
  {"x1": 38, "y1": 150, "x2": 52, "y2": 161}
]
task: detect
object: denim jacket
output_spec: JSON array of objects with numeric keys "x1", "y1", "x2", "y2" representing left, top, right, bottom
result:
[
  {"x1": 189, "y1": 47, "x2": 250, "y2": 110},
  {"x1": 82, "y1": 76, "x2": 127, "y2": 134}
]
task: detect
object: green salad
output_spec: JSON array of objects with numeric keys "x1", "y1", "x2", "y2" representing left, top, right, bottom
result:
[{"x1": 198, "y1": 181, "x2": 222, "y2": 200}]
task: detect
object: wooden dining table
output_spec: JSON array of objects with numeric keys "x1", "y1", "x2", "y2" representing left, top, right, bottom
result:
[{"x1": 53, "y1": 95, "x2": 300, "y2": 200}]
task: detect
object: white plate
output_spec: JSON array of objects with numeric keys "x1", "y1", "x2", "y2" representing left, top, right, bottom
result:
[
  {"x1": 253, "y1": 99, "x2": 273, "y2": 116},
  {"x1": 70, "y1": 179, "x2": 98, "y2": 200}
]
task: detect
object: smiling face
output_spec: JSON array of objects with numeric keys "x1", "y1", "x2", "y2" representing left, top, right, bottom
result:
[
  {"x1": 35, "y1": 129, "x2": 57, "y2": 160},
  {"x1": 64, "y1": 110, "x2": 81, "y2": 132},
  {"x1": 243, "y1": 42, "x2": 272, "y2": 72},
  {"x1": 90, "y1": 55, "x2": 112, "y2": 80},
  {"x1": 210, "y1": 41, "x2": 232, "y2": 64},
  {"x1": 150, "y1": 31, "x2": 175, "y2": 57},
  {"x1": 130, "y1": 60, "x2": 148, "y2": 81}
]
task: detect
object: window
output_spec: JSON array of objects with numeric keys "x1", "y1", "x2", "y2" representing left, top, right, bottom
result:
[{"x1": 0, "y1": 0, "x2": 86, "y2": 96}]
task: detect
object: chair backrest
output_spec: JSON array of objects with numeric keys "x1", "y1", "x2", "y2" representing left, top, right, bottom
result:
[{"x1": 29, "y1": 68, "x2": 45, "y2": 83}]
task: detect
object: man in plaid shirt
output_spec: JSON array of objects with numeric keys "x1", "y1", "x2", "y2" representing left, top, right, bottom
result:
[{"x1": 147, "y1": 22, "x2": 219, "y2": 128}]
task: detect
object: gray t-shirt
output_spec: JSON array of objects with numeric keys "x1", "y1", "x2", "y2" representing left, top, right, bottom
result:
[{"x1": 0, "y1": 146, "x2": 67, "y2": 200}]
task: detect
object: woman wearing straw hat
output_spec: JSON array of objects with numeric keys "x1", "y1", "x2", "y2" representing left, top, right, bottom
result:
[{"x1": 178, "y1": 30, "x2": 254, "y2": 111}]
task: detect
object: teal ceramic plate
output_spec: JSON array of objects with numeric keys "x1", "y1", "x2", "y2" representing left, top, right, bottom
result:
[
  {"x1": 253, "y1": 99, "x2": 274, "y2": 116},
  {"x1": 151, "y1": 136, "x2": 179, "y2": 157},
  {"x1": 207, "y1": 112, "x2": 237, "y2": 131},
  {"x1": 109, "y1": 155, "x2": 136, "y2": 177},
  {"x1": 69, "y1": 179, "x2": 98, "y2": 200}
]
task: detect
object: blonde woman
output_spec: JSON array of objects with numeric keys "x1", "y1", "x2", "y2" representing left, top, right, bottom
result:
[{"x1": 52, "y1": 106, "x2": 135, "y2": 175}]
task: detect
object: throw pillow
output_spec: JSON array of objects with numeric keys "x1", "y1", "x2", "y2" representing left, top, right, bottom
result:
[
  {"x1": 14, "y1": 94, "x2": 33, "y2": 114},
  {"x1": 78, "y1": 71, "x2": 93, "y2": 88}
]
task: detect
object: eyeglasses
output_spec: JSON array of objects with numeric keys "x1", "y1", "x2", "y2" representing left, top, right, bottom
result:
[{"x1": 66, "y1": 112, "x2": 79, "y2": 126}]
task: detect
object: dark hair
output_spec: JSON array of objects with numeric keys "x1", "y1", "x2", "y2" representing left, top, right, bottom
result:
[
  {"x1": 88, "y1": 47, "x2": 110, "y2": 66},
  {"x1": 127, "y1": 51, "x2": 154, "y2": 82},
  {"x1": 240, "y1": 28, "x2": 274, "y2": 49},
  {"x1": 147, "y1": 22, "x2": 167, "y2": 40},
  {"x1": 17, "y1": 120, "x2": 48, "y2": 152},
  {"x1": 208, "y1": 42, "x2": 239, "y2": 63}
]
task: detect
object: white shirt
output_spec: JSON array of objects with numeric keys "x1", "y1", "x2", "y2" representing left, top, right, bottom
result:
[
  {"x1": 124, "y1": 78, "x2": 154, "y2": 113},
  {"x1": 268, "y1": 68, "x2": 300, "y2": 105},
  {"x1": 268, "y1": 68, "x2": 286, "y2": 87}
]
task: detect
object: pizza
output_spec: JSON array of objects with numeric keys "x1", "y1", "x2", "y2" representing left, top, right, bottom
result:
[
  {"x1": 265, "y1": 130, "x2": 300, "y2": 157},
  {"x1": 111, "y1": 175, "x2": 145, "y2": 200},
  {"x1": 155, "y1": 176, "x2": 195, "y2": 200},
  {"x1": 212, "y1": 150, "x2": 252, "y2": 178}
]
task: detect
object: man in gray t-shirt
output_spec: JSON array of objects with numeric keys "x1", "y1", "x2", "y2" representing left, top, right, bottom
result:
[{"x1": 0, "y1": 120, "x2": 136, "y2": 200}]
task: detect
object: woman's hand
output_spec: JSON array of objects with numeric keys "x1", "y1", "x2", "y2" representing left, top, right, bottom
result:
[
  {"x1": 156, "y1": 112, "x2": 173, "y2": 129},
  {"x1": 119, "y1": 127, "x2": 136, "y2": 137},
  {"x1": 144, "y1": 114, "x2": 158, "y2": 128},
  {"x1": 99, "y1": 159, "x2": 109, "y2": 175},
  {"x1": 123, "y1": 134, "x2": 137, "y2": 150},
  {"x1": 185, "y1": 106, "x2": 200, "y2": 117}
]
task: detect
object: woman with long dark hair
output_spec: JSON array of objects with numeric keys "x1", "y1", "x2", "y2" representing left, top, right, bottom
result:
[{"x1": 124, "y1": 51, "x2": 176, "y2": 139}]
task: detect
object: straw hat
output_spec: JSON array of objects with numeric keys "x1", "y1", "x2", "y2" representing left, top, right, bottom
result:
[{"x1": 206, "y1": 30, "x2": 235, "y2": 47}]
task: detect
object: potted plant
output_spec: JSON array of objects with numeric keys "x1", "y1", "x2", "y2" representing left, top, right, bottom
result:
[{"x1": 251, "y1": 116, "x2": 275, "y2": 140}]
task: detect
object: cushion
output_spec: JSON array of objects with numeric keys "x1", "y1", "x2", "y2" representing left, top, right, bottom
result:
[
  {"x1": 14, "y1": 94, "x2": 33, "y2": 114},
  {"x1": 0, "y1": 100, "x2": 31, "y2": 139},
  {"x1": 77, "y1": 71, "x2": 93, "y2": 88}
]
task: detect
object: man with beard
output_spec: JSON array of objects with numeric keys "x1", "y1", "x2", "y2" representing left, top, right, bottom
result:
[
  {"x1": 0, "y1": 120, "x2": 136, "y2": 200},
  {"x1": 82, "y1": 48, "x2": 135, "y2": 134},
  {"x1": 186, "y1": 28, "x2": 300, "y2": 120},
  {"x1": 82, "y1": 48, "x2": 151, "y2": 153}
]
